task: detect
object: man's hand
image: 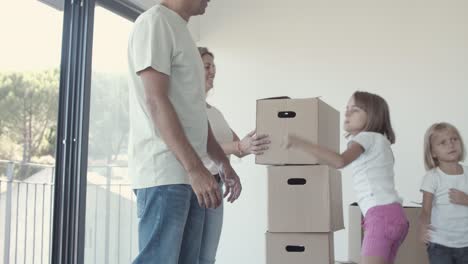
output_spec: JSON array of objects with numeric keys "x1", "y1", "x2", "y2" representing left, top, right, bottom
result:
[
  {"x1": 449, "y1": 189, "x2": 468, "y2": 205},
  {"x1": 219, "y1": 162, "x2": 242, "y2": 203},
  {"x1": 140, "y1": 68, "x2": 221, "y2": 208},
  {"x1": 189, "y1": 166, "x2": 222, "y2": 209}
]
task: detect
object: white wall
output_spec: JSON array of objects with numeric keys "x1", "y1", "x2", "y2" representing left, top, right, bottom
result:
[{"x1": 197, "y1": 0, "x2": 468, "y2": 263}]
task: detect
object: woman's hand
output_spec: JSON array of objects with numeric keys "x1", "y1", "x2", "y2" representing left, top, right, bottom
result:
[
  {"x1": 218, "y1": 162, "x2": 242, "y2": 203},
  {"x1": 239, "y1": 130, "x2": 270, "y2": 155},
  {"x1": 281, "y1": 134, "x2": 305, "y2": 149}
]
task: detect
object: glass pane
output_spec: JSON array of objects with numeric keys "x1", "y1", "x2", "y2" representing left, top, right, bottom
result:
[
  {"x1": 84, "y1": 6, "x2": 137, "y2": 263},
  {"x1": 0, "y1": 1, "x2": 62, "y2": 263}
]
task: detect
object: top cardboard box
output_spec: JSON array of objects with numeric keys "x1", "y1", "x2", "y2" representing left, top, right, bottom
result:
[{"x1": 256, "y1": 97, "x2": 340, "y2": 165}]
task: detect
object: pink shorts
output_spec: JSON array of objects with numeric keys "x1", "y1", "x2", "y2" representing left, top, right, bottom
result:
[{"x1": 361, "y1": 203, "x2": 409, "y2": 263}]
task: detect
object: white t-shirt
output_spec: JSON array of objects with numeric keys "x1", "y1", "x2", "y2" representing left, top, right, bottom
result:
[
  {"x1": 127, "y1": 5, "x2": 207, "y2": 189},
  {"x1": 420, "y1": 166, "x2": 468, "y2": 248},
  {"x1": 202, "y1": 106, "x2": 234, "y2": 175},
  {"x1": 348, "y1": 132, "x2": 402, "y2": 216}
]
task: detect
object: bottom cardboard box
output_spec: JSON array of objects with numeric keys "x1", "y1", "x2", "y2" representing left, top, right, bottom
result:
[
  {"x1": 266, "y1": 232, "x2": 334, "y2": 264},
  {"x1": 348, "y1": 203, "x2": 429, "y2": 264}
]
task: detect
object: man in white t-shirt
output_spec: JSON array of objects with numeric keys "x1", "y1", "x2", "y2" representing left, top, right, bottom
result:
[{"x1": 127, "y1": 1, "x2": 242, "y2": 263}]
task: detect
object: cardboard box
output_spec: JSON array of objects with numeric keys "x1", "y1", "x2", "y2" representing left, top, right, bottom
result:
[
  {"x1": 348, "y1": 203, "x2": 429, "y2": 264},
  {"x1": 266, "y1": 232, "x2": 334, "y2": 264},
  {"x1": 256, "y1": 97, "x2": 340, "y2": 165},
  {"x1": 268, "y1": 165, "x2": 344, "y2": 232}
]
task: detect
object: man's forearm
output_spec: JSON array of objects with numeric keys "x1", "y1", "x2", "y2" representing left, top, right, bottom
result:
[{"x1": 148, "y1": 96, "x2": 204, "y2": 173}]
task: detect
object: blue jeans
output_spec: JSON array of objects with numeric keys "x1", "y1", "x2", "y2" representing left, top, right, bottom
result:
[
  {"x1": 427, "y1": 242, "x2": 468, "y2": 264},
  {"x1": 199, "y1": 183, "x2": 224, "y2": 264},
  {"x1": 133, "y1": 184, "x2": 205, "y2": 264}
]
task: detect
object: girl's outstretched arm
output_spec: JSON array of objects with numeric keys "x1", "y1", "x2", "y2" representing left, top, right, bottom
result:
[{"x1": 287, "y1": 134, "x2": 364, "y2": 169}]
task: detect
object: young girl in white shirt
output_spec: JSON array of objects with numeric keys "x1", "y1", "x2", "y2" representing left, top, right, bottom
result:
[
  {"x1": 288, "y1": 91, "x2": 408, "y2": 264},
  {"x1": 419, "y1": 122, "x2": 468, "y2": 264}
]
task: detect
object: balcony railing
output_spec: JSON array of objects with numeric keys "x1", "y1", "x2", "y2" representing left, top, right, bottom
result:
[{"x1": 0, "y1": 160, "x2": 138, "y2": 264}]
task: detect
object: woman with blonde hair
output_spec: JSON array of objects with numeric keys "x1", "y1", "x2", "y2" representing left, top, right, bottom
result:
[{"x1": 198, "y1": 47, "x2": 270, "y2": 264}]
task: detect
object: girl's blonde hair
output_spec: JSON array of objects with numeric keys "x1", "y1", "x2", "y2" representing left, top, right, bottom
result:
[
  {"x1": 423, "y1": 122, "x2": 466, "y2": 170},
  {"x1": 352, "y1": 91, "x2": 396, "y2": 144}
]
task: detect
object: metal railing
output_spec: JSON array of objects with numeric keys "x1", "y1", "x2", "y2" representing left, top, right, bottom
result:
[{"x1": 0, "y1": 160, "x2": 138, "y2": 264}]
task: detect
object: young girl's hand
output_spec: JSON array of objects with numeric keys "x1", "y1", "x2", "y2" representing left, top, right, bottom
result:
[
  {"x1": 419, "y1": 223, "x2": 433, "y2": 244},
  {"x1": 282, "y1": 134, "x2": 306, "y2": 149},
  {"x1": 281, "y1": 134, "x2": 294, "y2": 149},
  {"x1": 449, "y1": 189, "x2": 468, "y2": 205}
]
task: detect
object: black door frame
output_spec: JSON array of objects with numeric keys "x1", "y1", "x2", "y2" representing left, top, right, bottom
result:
[
  {"x1": 52, "y1": 0, "x2": 95, "y2": 263},
  {"x1": 51, "y1": 0, "x2": 141, "y2": 263}
]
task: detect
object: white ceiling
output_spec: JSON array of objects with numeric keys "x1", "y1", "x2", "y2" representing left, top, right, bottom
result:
[
  {"x1": 37, "y1": 0, "x2": 64, "y2": 10},
  {"x1": 129, "y1": 0, "x2": 159, "y2": 10},
  {"x1": 37, "y1": 0, "x2": 160, "y2": 11}
]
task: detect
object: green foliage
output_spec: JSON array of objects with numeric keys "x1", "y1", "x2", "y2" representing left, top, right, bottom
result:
[
  {"x1": 0, "y1": 134, "x2": 21, "y2": 161},
  {"x1": 0, "y1": 69, "x2": 59, "y2": 163},
  {"x1": 0, "y1": 69, "x2": 129, "y2": 167},
  {"x1": 88, "y1": 72, "x2": 129, "y2": 162}
]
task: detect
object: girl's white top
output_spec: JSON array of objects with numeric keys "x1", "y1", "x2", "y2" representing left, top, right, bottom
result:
[
  {"x1": 348, "y1": 132, "x2": 402, "y2": 216},
  {"x1": 420, "y1": 166, "x2": 468, "y2": 248}
]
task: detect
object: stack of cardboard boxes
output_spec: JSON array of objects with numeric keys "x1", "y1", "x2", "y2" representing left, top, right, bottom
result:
[{"x1": 256, "y1": 97, "x2": 344, "y2": 264}]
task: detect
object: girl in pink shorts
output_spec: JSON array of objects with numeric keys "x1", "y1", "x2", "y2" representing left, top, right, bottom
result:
[{"x1": 287, "y1": 91, "x2": 409, "y2": 264}]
